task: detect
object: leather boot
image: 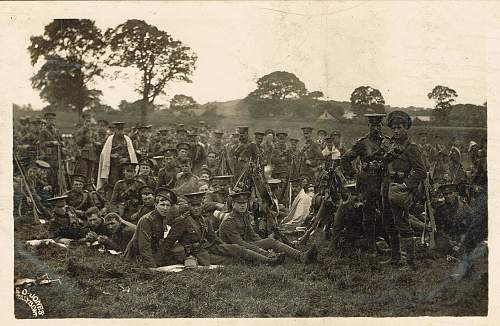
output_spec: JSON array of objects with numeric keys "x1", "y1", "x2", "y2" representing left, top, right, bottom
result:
[
  {"x1": 401, "y1": 237, "x2": 416, "y2": 270},
  {"x1": 241, "y1": 248, "x2": 280, "y2": 265},
  {"x1": 380, "y1": 234, "x2": 401, "y2": 265}
]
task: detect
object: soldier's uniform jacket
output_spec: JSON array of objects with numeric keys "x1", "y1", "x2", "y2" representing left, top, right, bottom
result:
[
  {"x1": 75, "y1": 126, "x2": 99, "y2": 162},
  {"x1": 39, "y1": 126, "x2": 63, "y2": 161},
  {"x1": 109, "y1": 178, "x2": 145, "y2": 217},
  {"x1": 298, "y1": 140, "x2": 323, "y2": 177},
  {"x1": 271, "y1": 145, "x2": 290, "y2": 174},
  {"x1": 123, "y1": 210, "x2": 166, "y2": 267},
  {"x1": 383, "y1": 135, "x2": 427, "y2": 194},
  {"x1": 434, "y1": 198, "x2": 470, "y2": 240},
  {"x1": 48, "y1": 207, "x2": 86, "y2": 239},
  {"x1": 157, "y1": 163, "x2": 179, "y2": 189},
  {"x1": 63, "y1": 189, "x2": 91, "y2": 212},
  {"x1": 203, "y1": 191, "x2": 228, "y2": 213},
  {"x1": 219, "y1": 210, "x2": 263, "y2": 253},
  {"x1": 137, "y1": 174, "x2": 158, "y2": 188},
  {"x1": 232, "y1": 142, "x2": 258, "y2": 173},
  {"x1": 207, "y1": 142, "x2": 224, "y2": 157},
  {"x1": 129, "y1": 204, "x2": 155, "y2": 223},
  {"x1": 341, "y1": 134, "x2": 388, "y2": 178},
  {"x1": 190, "y1": 143, "x2": 207, "y2": 173},
  {"x1": 102, "y1": 224, "x2": 135, "y2": 252}
]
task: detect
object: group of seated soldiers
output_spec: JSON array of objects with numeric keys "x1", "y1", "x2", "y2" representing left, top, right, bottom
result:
[{"x1": 14, "y1": 111, "x2": 487, "y2": 270}]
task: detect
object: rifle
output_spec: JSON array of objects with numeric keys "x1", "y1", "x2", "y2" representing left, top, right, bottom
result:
[
  {"x1": 57, "y1": 143, "x2": 69, "y2": 195},
  {"x1": 14, "y1": 154, "x2": 40, "y2": 224},
  {"x1": 424, "y1": 172, "x2": 437, "y2": 249},
  {"x1": 297, "y1": 196, "x2": 326, "y2": 245}
]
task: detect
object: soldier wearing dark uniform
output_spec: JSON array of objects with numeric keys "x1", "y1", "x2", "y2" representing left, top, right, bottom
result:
[
  {"x1": 96, "y1": 212, "x2": 136, "y2": 252},
  {"x1": 253, "y1": 131, "x2": 266, "y2": 165},
  {"x1": 207, "y1": 131, "x2": 225, "y2": 158},
  {"x1": 205, "y1": 150, "x2": 219, "y2": 176},
  {"x1": 75, "y1": 112, "x2": 99, "y2": 182},
  {"x1": 271, "y1": 132, "x2": 290, "y2": 179},
  {"x1": 232, "y1": 126, "x2": 258, "y2": 178},
  {"x1": 136, "y1": 158, "x2": 158, "y2": 188},
  {"x1": 109, "y1": 162, "x2": 145, "y2": 221},
  {"x1": 124, "y1": 188, "x2": 188, "y2": 267},
  {"x1": 38, "y1": 112, "x2": 64, "y2": 194},
  {"x1": 298, "y1": 127, "x2": 323, "y2": 183},
  {"x1": 219, "y1": 192, "x2": 318, "y2": 264},
  {"x1": 340, "y1": 114, "x2": 388, "y2": 255},
  {"x1": 380, "y1": 111, "x2": 426, "y2": 269},
  {"x1": 129, "y1": 185, "x2": 156, "y2": 223},
  {"x1": 157, "y1": 148, "x2": 179, "y2": 189},
  {"x1": 46, "y1": 195, "x2": 86, "y2": 240},
  {"x1": 188, "y1": 133, "x2": 207, "y2": 174},
  {"x1": 64, "y1": 174, "x2": 91, "y2": 214}
]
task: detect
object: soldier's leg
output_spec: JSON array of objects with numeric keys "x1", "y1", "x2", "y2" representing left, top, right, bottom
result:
[
  {"x1": 393, "y1": 205, "x2": 415, "y2": 268},
  {"x1": 214, "y1": 244, "x2": 280, "y2": 265},
  {"x1": 330, "y1": 200, "x2": 349, "y2": 251},
  {"x1": 380, "y1": 196, "x2": 401, "y2": 265},
  {"x1": 253, "y1": 238, "x2": 307, "y2": 262}
]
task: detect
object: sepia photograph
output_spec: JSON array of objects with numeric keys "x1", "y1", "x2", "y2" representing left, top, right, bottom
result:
[{"x1": 8, "y1": 1, "x2": 490, "y2": 319}]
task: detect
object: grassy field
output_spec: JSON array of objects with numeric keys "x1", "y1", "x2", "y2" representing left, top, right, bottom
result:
[{"x1": 14, "y1": 220, "x2": 487, "y2": 318}]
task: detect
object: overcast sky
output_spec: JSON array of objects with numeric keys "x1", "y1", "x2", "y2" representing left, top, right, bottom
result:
[{"x1": 2, "y1": 1, "x2": 495, "y2": 110}]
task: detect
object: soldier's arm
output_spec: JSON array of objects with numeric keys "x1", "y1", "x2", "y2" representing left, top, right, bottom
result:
[
  {"x1": 108, "y1": 183, "x2": 122, "y2": 213},
  {"x1": 136, "y1": 219, "x2": 157, "y2": 267},
  {"x1": 162, "y1": 217, "x2": 186, "y2": 252},
  {"x1": 341, "y1": 140, "x2": 364, "y2": 175},
  {"x1": 219, "y1": 218, "x2": 264, "y2": 253},
  {"x1": 404, "y1": 144, "x2": 427, "y2": 193}
]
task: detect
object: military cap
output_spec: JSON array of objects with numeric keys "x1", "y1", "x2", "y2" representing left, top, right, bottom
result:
[
  {"x1": 438, "y1": 183, "x2": 458, "y2": 194},
  {"x1": 364, "y1": 113, "x2": 386, "y2": 124},
  {"x1": 139, "y1": 158, "x2": 154, "y2": 167},
  {"x1": 188, "y1": 133, "x2": 198, "y2": 138},
  {"x1": 152, "y1": 155, "x2": 165, "y2": 161},
  {"x1": 211, "y1": 175, "x2": 234, "y2": 181},
  {"x1": 237, "y1": 126, "x2": 249, "y2": 134},
  {"x1": 344, "y1": 182, "x2": 357, "y2": 192},
  {"x1": 158, "y1": 128, "x2": 169, "y2": 134},
  {"x1": 103, "y1": 212, "x2": 121, "y2": 224},
  {"x1": 19, "y1": 116, "x2": 30, "y2": 123},
  {"x1": 43, "y1": 112, "x2": 56, "y2": 119},
  {"x1": 178, "y1": 123, "x2": 185, "y2": 128},
  {"x1": 276, "y1": 131, "x2": 288, "y2": 138},
  {"x1": 230, "y1": 191, "x2": 251, "y2": 203},
  {"x1": 267, "y1": 178, "x2": 282, "y2": 185},
  {"x1": 155, "y1": 187, "x2": 177, "y2": 204},
  {"x1": 289, "y1": 138, "x2": 300, "y2": 143},
  {"x1": 199, "y1": 121, "x2": 205, "y2": 125},
  {"x1": 265, "y1": 129, "x2": 275, "y2": 135},
  {"x1": 163, "y1": 148, "x2": 178, "y2": 156},
  {"x1": 214, "y1": 130, "x2": 224, "y2": 136},
  {"x1": 301, "y1": 126, "x2": 314, "y2": 133},
  {"x1": 46, "y1": 195, "x2": 69, "y2": 207},
  {"x1": 176, "y1": 127, "x2": 188, "y2": 134},
  {"x1": 254, "y1": 131, "x2": 265, "y2": 137},
  {"x1": 331, "y1": 131, "x2": 341, "y2": 137},
  {"x1": 317, "y1": 129, "x2": 327, "y2": 135},
  {"x1": 273, "y1": 170, "x2": 288, "y2": 179},
  {"x1": 112, "y1": 121, "x2": 125, "y2": 128},
  {"x1": 30, "y1": 117, "x2": 41, "y2": 124},
  {"x1": 387, "y1": 111, "x2": 412, "y2": 129},
  {"x1": 70, "y1": 174, "x2": 87, "y2": 184},
  {"x1": 231, "y1": 132, "x2": 239, "y2": 137},
  {"x1": 121, "y1": 162, "x2": 138, "y2": 169},
  {"x1": 184, "y1": 191, "x2": 207, "y2": 205},
  {"x1": 289, "y1": 177, "x2": 305, "y2": 184},
  {"x1": 199, "y1": 165, "x2": 211, "y2": 175},
  {"x1": 176, "y1": 142, "x2": 191, "y2": 151},
  {"x1": 35, "y1": 160, "x2": 51, "y2": 169},
  {"x1": 139, "y1": 184, "x2": 155, "y2": 194},
  {"x1": 324, "y1": 136, "x2": 334, "y2": 141},
  {"x1": 40, "y1": 119, "x2": 48, "y2": 124}
]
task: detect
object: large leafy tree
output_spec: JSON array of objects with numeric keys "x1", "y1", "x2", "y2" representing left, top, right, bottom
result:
[
  {"x1": 105, "y1": 20, "x2": 197, "y2": 124},
  {"x1": 427, "y1": 85, "x2": 458, "y2": 124},
  {"x1": 28, "y1": 19, "x2": 105, "y2": 117},
  {"x1": 170, "y1": 94, "x2": 199, "y2": 111},
  {"x1": 248, "y1": 71, "x2": 307, "y2": 101},
  {"x1": 350, "y1": 86, "x2": 386, "y2": 117}
]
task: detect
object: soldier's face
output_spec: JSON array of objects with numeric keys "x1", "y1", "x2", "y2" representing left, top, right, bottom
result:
[
  {"x1": 189, "y1": 202, "x2": 203, "y2": 217},
  {"x1": 165, "y1": 156, "x2": 174, "y2": 164},
  {"x1": 255, "y1": 136, "x2": 264, "y2": 144},
  {"x1": 141, "y1": 192, "x2": 155, "y2": 206},
  {"x1": 123, "y1": 168, "x2": 135, "y2": 179},
  {"x1": 207, "y1": 154, "x2": 217, "y2": 164},
  {"x1": 443, "y1": 191, "x2": 456, "y2": 205},
  {"x1": 106, "y1": 219, "x2": 120, "y2": 233},
  {"x1": 54, "y1": 205, "x2": 66, "y2": 215},
  {"x1": 369, "y1": 123, "x2": 382, "y2": 136},
  {"x1": 390, "y1": 123, "x2": 406, "y2": 139},
  {"x1": 180, "y1": 163, "x2": 191, "y2": 173},
  {"x1": 233, "y1": 201, "x2": 248, "y2": 213},
  {"x1": 303, "y1": 132, "x2": 312, "y2": 141},
  {"x1": 239, "y1": 134, "x2": 248, "y2": 143},
  {"x1": 88, "y1": 215, "x2": 103, "y2": 229},
  {"x1": 139, "y1": 165, "x2": 151, "y2": 176},
  {"x1": 72, "y1": 180, "x2": 84, "y2": 192},
  {"x1": 156, "y1": 199, "x2": 172, "y2": 216},
  {"x1": 178, "y1": 149, "x2": 189, "y2": 157}
]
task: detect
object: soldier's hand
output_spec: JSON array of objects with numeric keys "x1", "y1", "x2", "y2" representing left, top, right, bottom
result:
[{"x1": 97, "y1": 235, "x2": 109, "y2": 244}]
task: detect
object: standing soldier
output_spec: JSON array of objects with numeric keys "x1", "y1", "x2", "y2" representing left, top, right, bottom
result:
[
  {"x1": 271, "y1": 132, "x2": 290, "y2": 179},
  {"x1": 75, "y1": 112, "x2": 99, "y2": 183},
  {"x1": 207, "y1": 131, "x2": 225, "y2": 157},
  {"x1": 298, "y1": 127, "x2": 323, "y2": 183},
  {"x1": 188, "y1": 133, "x2": 207, "y2": 174},
  {"x1": 232, "y1": 126, "x2": 257, "y2": 178},
  {"x1": 316, "y1": 129, "x2": 327, "y2": 149},
  {"x1": 341, "y1": 114, "x2": 388, "y2": 255},
  {"x1": 39, "y1": 112, "x2": 64, "y2": 194},
  {"x1": 380, "y1": 111, "x2": 426, "y2": 269}
]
